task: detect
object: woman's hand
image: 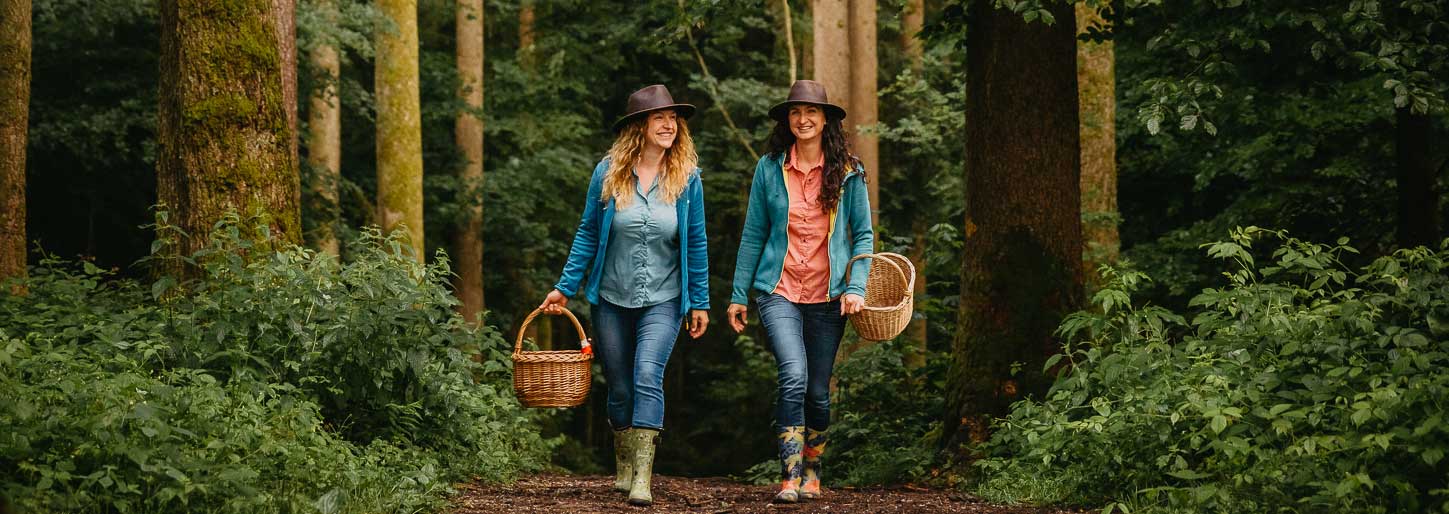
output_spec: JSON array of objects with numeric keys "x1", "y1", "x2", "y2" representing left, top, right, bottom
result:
[
  {"x1": 727, "y1": 303, "x2": 749, "y2": 333},
  {"x1": 539, "y1": 289, "x2": 568, "y2": 314},
  {"x1": 688, "y1": 310, "x2": 709, "y2": 339},
  {"x1": 840, "y1": 293, "x2": 865, "y2": 316}
]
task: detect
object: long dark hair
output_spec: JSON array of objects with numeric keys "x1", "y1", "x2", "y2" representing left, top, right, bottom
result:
[{"x1": 765, "y1": 111, "x2": 862, "y2": 212}]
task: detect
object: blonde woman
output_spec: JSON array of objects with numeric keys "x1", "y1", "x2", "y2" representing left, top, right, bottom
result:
[{"x1": 539, "y1": 85, "x2": 710, "y2": 506}]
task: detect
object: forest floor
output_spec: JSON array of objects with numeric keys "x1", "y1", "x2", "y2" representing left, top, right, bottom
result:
[{"x1": 451, "y1": 474, "x2": 1093, "y2": 514}]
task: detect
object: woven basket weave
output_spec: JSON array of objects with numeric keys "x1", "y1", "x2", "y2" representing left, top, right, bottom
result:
[
  {"x1": 512, "y1": 307, "x2": 592, "y2": 408},
  {"x1": 844, "y1": 252, "x2": 916, "y2": 341}
]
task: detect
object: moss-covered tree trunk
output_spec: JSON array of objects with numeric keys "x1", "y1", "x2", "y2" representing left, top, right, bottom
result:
[
  {"x1": 1395, "y1": 107, "x2": 1439, "y2": 248},
  {"x1": 901, "y1": 0, "x2": 927, "y2": 368},
  {"x1": 274, "y1": 0, "x2": 297, "y2": 169},
  {"x1": 1077, "y1": 2, "x2": 1118, "y2": 289},
  {"x1": 453, "y1": 0, "x2": 485, "y2": 325},
  {"x1": 157, "y1": 0, "x2": 301, "y2": 269},
  {"x1": 945, "y1": 2, "x2": 1082, "y2": 452},
  {"x1": 375, "y1": 0, "x2": 424, "y2": 260},
  {"x1": 0, "y1": 0, "x2": 29, "y2": 295},
  {"x1": 306, "y1": 0, "x2": 342, "y2": 257}
]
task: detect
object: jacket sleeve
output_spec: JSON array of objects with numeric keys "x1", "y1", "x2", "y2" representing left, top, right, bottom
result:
[
  {"x1": 554, "y1": 161, "x2": 608, "y2": 297},
  {"x1": 730, "y1": 157, "x2": 772, "y2": 306},
  {"x1": 844, "y1": 171, "x2": 874, "y2": 297},
  {"x1": 686, "y1": 172, "x2": 711, "y2": 311}
]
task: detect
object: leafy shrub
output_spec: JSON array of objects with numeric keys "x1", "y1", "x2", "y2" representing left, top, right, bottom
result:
[
  {"x1": 828, "y1": 337, "x2": 946, "y2": 486},
  {"x1": 976, "y1": 228, "x2": 1449, "y2": 514},
  {"x1": 0, "y1": 216, "x2": 554, "y2": 512}
]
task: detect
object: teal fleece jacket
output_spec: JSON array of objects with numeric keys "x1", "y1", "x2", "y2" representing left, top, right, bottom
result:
[{"x1": 730, "y1": 152, "x2": 873, "y2": 306}]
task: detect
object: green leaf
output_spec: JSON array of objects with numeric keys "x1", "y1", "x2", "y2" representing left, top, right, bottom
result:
[{"x1": 1211, "y1": 415, "x2": 1228, "y2": 434}]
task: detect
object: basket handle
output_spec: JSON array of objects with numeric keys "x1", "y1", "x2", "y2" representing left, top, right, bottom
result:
[
  {"x1": 842, "y1": 252, "x2": 915, "y2": 294},
  {"x1": 513, "y1": 307, "x2": 591, "y2": 356}
]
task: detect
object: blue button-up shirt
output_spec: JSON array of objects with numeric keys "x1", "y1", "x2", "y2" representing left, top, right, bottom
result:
[{"x1": 598, "y1": 173, "x2": 681, "y2": 308}]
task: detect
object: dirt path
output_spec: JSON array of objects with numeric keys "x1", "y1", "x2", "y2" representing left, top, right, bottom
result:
[{"x1": 452, "y1": 474, "x2": 1091, "y2": 514}]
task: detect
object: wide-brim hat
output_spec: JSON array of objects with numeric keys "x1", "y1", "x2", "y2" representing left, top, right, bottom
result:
[
  {"x1": 768, "y1": 80, "x2": 847, "y2": 122},
  {"x1": 612, "y1": 84, "x2": 695, "y2": 132}
]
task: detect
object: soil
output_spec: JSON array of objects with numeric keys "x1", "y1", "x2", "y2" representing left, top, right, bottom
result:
[{"x1": 451, "y1": 474, "x2": 1092, "y2": 514}]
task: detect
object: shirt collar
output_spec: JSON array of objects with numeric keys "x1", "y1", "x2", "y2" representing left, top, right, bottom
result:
[{"x1": 787, "y1": 144, "x2": 824, "y2": 174}]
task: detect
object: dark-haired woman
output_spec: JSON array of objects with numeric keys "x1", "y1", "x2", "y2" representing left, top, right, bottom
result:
[
  {"x1": 727, "y1": 80, "x2": 873, "y2": 503},
  {"x1": 540, "y1": 84, "x2": 710, "y2": 506}
]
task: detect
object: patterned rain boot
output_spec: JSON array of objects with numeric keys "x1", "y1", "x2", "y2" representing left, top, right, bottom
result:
[
  {"x1": 626, "y1": 428, "x2": 660, "y2": 506},
  {"x1": 612, "y1": 428, "x2": 635, "y2": 494},
  {"x1": 773, "y1": 426, "x2": 805, "y2": 503},
  {"x1": 799, "y1": 428, "x2": 828, "y2": 499}
]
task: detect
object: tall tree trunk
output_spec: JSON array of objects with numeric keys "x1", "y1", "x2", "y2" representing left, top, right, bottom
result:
[
  {"x1": 307, "y1": 1, "x2": 342, "y2": 257},
  {"x1": 945, "y1": 3, "x2": 1082, "y2": 453},
  {"x1": 902, "y1": 0, "x2": 926, "y2": 369},
  {"x1": 453, "y1": 0, "x2": 485, "y2": 325},
  {"x1": 1396, "y1": 107, "x2": 1439, "y2": 248},
  {"x1": 157, "y1": 0, "x2": 301, "y2": 271},
  {"x1": 519, "y1": 0, "x2": 535, "y2": 72},
  {"x1": 848, "y1": 0, "x2": 879, "y2": 227},
  {"x1": 814, "y1": 0, "x2": 878, "y2": 226},
  {"x1": 901, "y1": 0, "x2": 923, "y2": 72},
  {"x1": 376, "y1": 0, "x2": 424, "y2": 260},
  {"x1": 274, "y1": 0, "x2": 298, "y2": 169},
  {"x1": 1077, "y1": 2, "x2": 1118, "y2": 289},
  {"x1": 0, "y1": 0, "x2": 29, "y2": 295}
]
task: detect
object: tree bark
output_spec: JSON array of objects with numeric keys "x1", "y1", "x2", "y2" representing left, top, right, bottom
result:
[
  {"x1": 519, "y1": 0, "x2": 535, "y2": 72},
  {"x1": 901, "y1": 0, "x2": 923, "y2": 72},
  {"x1": 1077, "y1": 2, "x2": 1118, "y2": 289},
  {"x1": 453, "y1": 0, "x2": 485, "y2": 325},
  {"x1": 157, "y1": 0, "x2": 302, "y2": 270},
  {"x1": 307, "y1": 1, "x2": 342, "y2": 257},
  {"x1": 848, "y1": 0, "x2": 878, "y2": 228},
  {"x1": 274, "y1": 0, "x2": 298, "y2": 170},
  {"x1": 0, "y1": 0, "x2": 29, "y2": 295},
  {"x1": 902, "y1": 0, "x2": 926, "y2": 368},
  {"x1": 375, "y1": 0, "x2": 424, "y2": 260},
  {"x1": 946, "y1": 2, "x2": 1082, "y2": 452},
  {"x1": 1395, "y1": 107, "x2": 1439, "y2": 248},
  {"x1": 811, "y1": 0, "x2": 850, "y2": 109}
]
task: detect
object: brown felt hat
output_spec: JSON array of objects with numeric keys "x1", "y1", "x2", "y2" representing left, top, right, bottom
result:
[
  {"x1": 612, "y1": 85, "x2": 695, "y2": 132},
  {"x1": 768, "y1": 80, "x2": 847, "y2": 122}
]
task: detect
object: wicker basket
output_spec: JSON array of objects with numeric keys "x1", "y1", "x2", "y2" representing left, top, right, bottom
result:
[
  {"x1": 844, "y1": 252, "x2": 916, "y2": 341},
  {"x1": 512, "y1": 307, "x2": 593, "y2": 408}
]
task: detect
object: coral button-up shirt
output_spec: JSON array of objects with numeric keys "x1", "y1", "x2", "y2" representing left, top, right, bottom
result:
[{"x1": 772, "y1": 145, "x2": 832, "y2": 304}]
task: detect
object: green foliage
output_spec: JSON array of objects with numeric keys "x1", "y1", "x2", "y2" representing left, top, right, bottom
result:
[
  {"x1": 1, "y1": 215, "x2": 554, "y2": 512},
  {"x1": 829, "y1": 338, "x2": 947, "y2": 486},
  {"x1": 976, "y1": 228, "x2": 1449, "y2": 513}
]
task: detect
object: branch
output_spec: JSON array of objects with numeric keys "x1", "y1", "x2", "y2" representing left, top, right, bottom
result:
[{"x1": 679, "y1": 0, "x2": 760, "y2": 162}]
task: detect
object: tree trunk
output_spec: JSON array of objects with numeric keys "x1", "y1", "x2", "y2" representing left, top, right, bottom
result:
[
  {"x1": 0, "y1": 0, "x2": 29, "y2": 295},
  {"x1": 901, "y1": 0, "x2": 923, "y2": 72},
  {"x1": 1396, "y1": 107, "x2": 1439, "y2": 248},
  {"x1": 157, "y1": 0, "x2": 301, "y2": 270},
  {"x1": 902, "y1": 0, "x2": 926, "y2": 369},
  {"x1": 945, "y1": 2, "x2": 1082, "y2": 453},
  {"x1": 274, "y1": 0, "x2": 298, "y2": 170},
  {"x1": 1076, "y1": 2, "x2": 1118, "y2": 289},
  {"x1": 453, "y1": 0, "x2": 485, "y2": 325},
  {"x1": 519, "y1": 0, "x2": 535, "y2": 72},
  {"x1": 811, "y1": 0, "x2": 849, "y2": 109},
  {"x1": 779, "y1": 0, "x2": 798, "y2": 83},
  {"x1": 848, "y1": 0, "x2": 878, "y2": 228},
  {"x1": 307, "y1": 1, "x2": 342, "y2": 256},
  {"x1": 375, "y1": 0, "x2": 424, "y2": 260}
]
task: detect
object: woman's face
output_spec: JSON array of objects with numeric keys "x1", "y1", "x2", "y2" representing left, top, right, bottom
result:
[
  {"x1": 643, "y1": 110, "x2": 679, "y2": 150},
  {"x1": 787, "y1": 104, "x2": 825, "y2": 143}
]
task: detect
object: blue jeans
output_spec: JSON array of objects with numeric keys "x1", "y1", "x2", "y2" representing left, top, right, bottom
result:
[
  {"x1": 756, "y1": 293, "x2": 847, "y2": 431},
  {"x1": 591, "y1": 296, "x2": 683, "y2": 430}
]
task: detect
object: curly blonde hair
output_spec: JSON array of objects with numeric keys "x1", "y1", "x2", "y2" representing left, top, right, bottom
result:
[{"x1": 601, "y1": 115, "x2": 697, "y2": 208}]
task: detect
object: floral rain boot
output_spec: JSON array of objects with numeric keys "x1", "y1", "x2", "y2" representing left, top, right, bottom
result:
[
  {"x1": 799, "y1": 428, "x2": 827, "y2": 499},
  {"x1": 773, "y1": 426, "x2": 805, "y2": 503}
]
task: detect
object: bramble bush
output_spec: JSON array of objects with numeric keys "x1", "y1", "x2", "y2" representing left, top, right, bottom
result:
[
  {"x1": 976, "y1": 228, "x2": 1449, "y2": 514},
  {"x1": 0, "y1": 215, "x2": 555, "y2": 512}
]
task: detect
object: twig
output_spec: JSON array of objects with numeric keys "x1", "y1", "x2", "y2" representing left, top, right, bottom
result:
[{"x1": 782, "y1": 0, "x2": 796, "y2": 83}]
